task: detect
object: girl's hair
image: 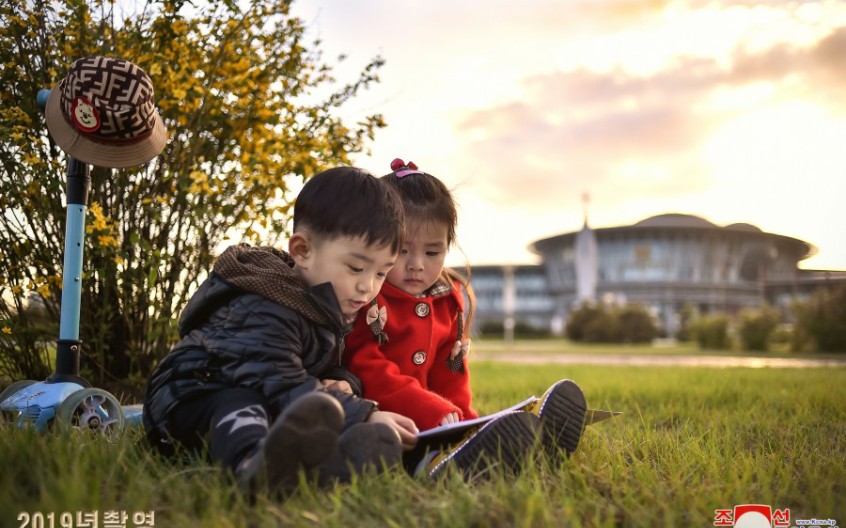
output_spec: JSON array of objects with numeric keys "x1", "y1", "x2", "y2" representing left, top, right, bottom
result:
[{"x1": 382, "y1": 159, "x2": 475, "y2": 334}]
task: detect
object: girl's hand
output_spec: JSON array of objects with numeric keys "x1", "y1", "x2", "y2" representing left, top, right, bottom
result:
[
  {"x1": 320, "y1": 379, "x2": 353, "y2": 394},
  {"x1": 367, "y1": 411, "x2": 419, "y2": 450},
  {"x1": 439, "y1": 412, "x2": 460, "y2": 426}
]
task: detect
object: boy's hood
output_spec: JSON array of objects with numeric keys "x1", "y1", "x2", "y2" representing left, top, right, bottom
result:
[{"x1": 178, "y1": 244, "x2": 342, "y2": 335}]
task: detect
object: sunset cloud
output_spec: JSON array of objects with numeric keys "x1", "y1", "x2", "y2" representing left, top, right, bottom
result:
[
  {"x1": 293, "y1": 0, "x2": 846, "y2": 269},
  {"x1": 454, "y1": 24, "x2": 846, "y2": 210}
]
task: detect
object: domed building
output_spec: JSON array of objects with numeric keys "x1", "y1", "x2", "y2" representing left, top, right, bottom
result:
[{"x1": 467, "y1": 213, "x2": 844, "y2": 337}]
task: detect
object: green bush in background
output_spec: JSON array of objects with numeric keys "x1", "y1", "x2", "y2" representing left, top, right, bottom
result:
[
  {"x1": 566, "y1": 302, "x2": 657, "y2": 344},
  {"x1": 738, "y1": 304, "x2": 781, "y2": 352}
]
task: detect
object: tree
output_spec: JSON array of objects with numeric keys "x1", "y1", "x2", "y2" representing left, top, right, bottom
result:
[{"x1": 0, "y1": 0, "x2": 385, "y2": 390}]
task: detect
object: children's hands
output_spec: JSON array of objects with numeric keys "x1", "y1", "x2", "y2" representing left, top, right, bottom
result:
[
  {"x1": 367, "y1": 411, "x2": 419, "y2": 450},
  {"x1": 320, "y1": 379, "x2": 353, "y2": 394},
  {"x1": 439, "y1": 412, "x2": 460, "y2": 426},
  {"x1": 450, "y1": 339, "x2": 471, "y2": 360}
]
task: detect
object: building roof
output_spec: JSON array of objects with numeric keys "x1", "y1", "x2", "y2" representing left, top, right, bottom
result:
[
  {"x1": 634, "y1": 213, "x2": 717, "y2": 229},
  {"x1": 529, "y1": 212, "x2": 817, "y2": 261}
]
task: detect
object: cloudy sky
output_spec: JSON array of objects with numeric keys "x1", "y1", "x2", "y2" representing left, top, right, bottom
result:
[{"x1": 291, "y1": 0, "x2": 846, "y2": 270}]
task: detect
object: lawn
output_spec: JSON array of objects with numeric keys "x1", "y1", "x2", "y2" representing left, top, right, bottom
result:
[
  {"x1": 1, "y1": 360, "x2": 844, "y2": 527},
  {"x1": 472, "y1": 337, "x2": 846, "y2": 359}
]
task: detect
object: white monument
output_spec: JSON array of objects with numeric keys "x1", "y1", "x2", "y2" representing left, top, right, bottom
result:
[{"x1": 574, "y1": 193, "x2": 598, "y2": 303}]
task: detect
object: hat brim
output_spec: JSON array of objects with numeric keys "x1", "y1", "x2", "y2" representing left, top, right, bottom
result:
[{"x1": 45, "y1": 86, "x2": 167, "y2": 169}]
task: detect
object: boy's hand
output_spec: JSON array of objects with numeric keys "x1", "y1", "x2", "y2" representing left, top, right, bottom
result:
[
  {"x1": 367, "y1": 411, "x2": 418, "y2": 450},
  {"x1": 439, "y1": 412, "x2": 460, "y2": 426},
  {"x1": 320, "y1": 379, "x2": 353, "y2": 394}
]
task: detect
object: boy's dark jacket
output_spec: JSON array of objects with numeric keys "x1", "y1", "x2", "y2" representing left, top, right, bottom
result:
[{"x1": 143, "y1": 244, "x2": 375, "y2": 450}]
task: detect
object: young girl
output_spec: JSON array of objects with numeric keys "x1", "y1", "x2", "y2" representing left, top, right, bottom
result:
[
  {"x1": 344, "y1": 159, "x2": 588, "y2": 475},
  {"x1": 344, "y1": 158, "x2": 477, "y2": 431}
]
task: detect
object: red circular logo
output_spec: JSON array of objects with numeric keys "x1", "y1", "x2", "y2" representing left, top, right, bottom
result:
[{"x1": 71, "y1": 97, "x2": 101, "y2": 133}]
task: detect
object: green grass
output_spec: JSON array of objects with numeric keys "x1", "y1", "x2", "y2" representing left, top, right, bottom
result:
[
  {"x1": 473, "y1": 337, "x2": 846, "y2": 359},
  {"x1": 2, "y1": 363, "x2": 845, "y2": 527}
]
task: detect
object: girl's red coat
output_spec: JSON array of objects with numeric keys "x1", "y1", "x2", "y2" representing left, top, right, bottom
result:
[{"x1": 343, "y1": 280, "x2": 478, "y2": 431}]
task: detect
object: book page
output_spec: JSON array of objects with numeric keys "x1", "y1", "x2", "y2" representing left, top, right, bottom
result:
[{"x1": 416, "y1": 395, "x2": 539, "y2": 440}]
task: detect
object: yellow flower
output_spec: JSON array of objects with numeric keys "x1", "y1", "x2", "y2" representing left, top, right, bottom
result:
[
  {"x1": 22, "y1": 152, "x2": 40, "y2": 166},
  {"x1": 2, "y1": 327, "x2": 11, "y2": 335},
  {"x1": 98, "y1": 235, "x2": 118, "y2": 247}
]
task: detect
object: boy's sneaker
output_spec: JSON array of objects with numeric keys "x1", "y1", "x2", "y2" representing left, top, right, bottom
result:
[
  {"x1": 318, "y1": 422, "x2": 403, "y2": 485},
  {"x1": 236, "y1": 392, "x2": 344, "y2": 494},
  {"x1": 426, "y1": 411, "x2": 540, "y2": 480},
  {"x1": 532, "y1": 379, "x2": 587, "y2": 457}
]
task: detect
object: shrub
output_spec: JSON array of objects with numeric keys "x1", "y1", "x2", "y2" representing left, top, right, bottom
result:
[
  {"x1": 478, "y1": 320, "x2": 504, "y2": 337},
  {"x1": 0, "y1": 0, "x2": 386, "y2": 387},
  {"x1": 477, "y1": 320, "x2": 550, "y2": 339},
  {"x1": 566, "y1": 302, "x2": 656, "y2": 343},
  {"x1": 581, "y1": 310, "x2": 620, "y2": 343},
  {"x1": 691, "y1": 313, "x2": 730, "y2": 350},
  {"x1": 513, "y1": 322, "x2": 550, "y2": 338},
  {"x1": 565, "y1": 303, "x2": 604, "y2": 342},
  {"x1": 766, "y1": 324, "x2": 794, "y2": 353},
  {"x1": 793, "y1": 285, "x2": 846, "y2": 353},
  {"x1": 675, "y1": 302, "x2": 696, "y2": 342},
  {"x1": 617, "y1": 304, "x2": 659, "y2": 344},
  {"x1": 738, "y1": 305, "x2": 781, "y2": 352}
]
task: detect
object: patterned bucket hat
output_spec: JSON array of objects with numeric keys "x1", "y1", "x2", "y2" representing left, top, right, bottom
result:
[{"x1": 45, "y1": 56, "x2": 167, "y2": 168}]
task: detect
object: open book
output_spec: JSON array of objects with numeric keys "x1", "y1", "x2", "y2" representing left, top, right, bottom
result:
[{"x1": 415, "y1": 395, "x2": 622, "y2": 448}]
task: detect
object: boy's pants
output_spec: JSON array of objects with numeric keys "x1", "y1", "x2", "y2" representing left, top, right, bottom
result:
[{"x1": 168, "y1": 388, "x2": 270, "y2": 472}]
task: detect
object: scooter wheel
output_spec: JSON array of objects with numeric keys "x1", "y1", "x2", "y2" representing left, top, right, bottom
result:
[{"x1": 56, "y1": 387, "x2": 125, "y2": 434}]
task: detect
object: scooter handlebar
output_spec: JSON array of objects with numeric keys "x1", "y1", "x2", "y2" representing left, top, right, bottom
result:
[{"x1": 37, "y1": 88, "x2": 50, "y2": 110}]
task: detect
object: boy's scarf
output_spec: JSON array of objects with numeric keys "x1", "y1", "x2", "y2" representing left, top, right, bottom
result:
[{"x1": 213, "y1": 244, "x2": 331, "y2": 327}]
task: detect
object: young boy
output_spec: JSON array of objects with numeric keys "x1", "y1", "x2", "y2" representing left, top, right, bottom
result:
[{"x1": 143, "y1": 167, "x2": 418, "y2": 493}]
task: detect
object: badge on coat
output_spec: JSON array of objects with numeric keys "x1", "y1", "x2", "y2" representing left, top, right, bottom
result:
[{"x1": 412, "y1": 350, "x2": 427, "y2": 365}]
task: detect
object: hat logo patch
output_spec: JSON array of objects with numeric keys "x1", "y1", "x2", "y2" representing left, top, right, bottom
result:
[{"x1": 71, "y1": 96, "x2": 101, "y2": 133}]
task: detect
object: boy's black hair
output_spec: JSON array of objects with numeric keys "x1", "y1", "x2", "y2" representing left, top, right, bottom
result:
[{"x1": 293, "y1": 166, "x2": 404, "y2": 254}]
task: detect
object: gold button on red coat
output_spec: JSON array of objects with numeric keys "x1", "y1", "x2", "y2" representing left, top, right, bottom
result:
[
  {"x1": 415, "y1": 302, "x2": 430, "y2": 317},
  {"x1": 412, "y1": 351, "x2": 427, "y2": 365}
]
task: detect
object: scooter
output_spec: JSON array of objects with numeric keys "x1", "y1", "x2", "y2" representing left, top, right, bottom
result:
[{"x1": 0, "y1": 89, "x2": 142, "y2": 433}]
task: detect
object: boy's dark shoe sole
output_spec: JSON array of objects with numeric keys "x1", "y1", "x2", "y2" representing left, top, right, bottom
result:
[
  {"x1": 318, "y1": 422, "x2": 403, "y2": 485},
  {"x1": 537, "y1": 379, "x2": 587, "y2": 457},
  {"x1": 238, "y1": 391, "x2": 344, "y2": 494}
]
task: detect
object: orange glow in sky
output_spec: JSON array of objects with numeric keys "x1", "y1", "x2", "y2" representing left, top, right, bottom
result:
[{"x1": 292, "y1": 0, "x2": 846, "y2": 270}]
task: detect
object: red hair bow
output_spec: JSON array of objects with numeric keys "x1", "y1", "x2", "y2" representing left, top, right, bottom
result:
[{"x1": 390, "y1": 158, "x2": 422, "y2": 177}]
